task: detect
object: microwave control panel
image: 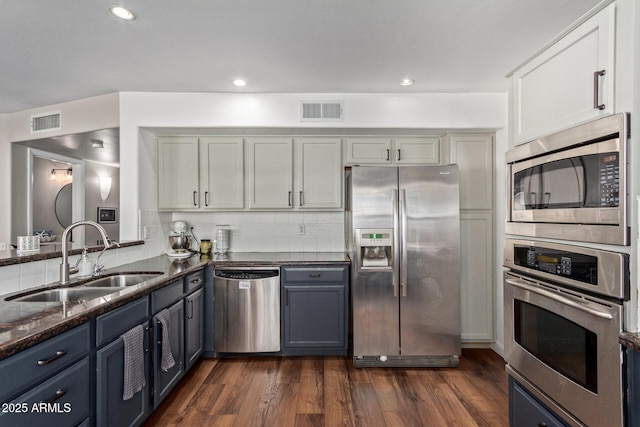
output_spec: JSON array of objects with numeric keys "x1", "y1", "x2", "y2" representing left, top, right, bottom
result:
[{"x1": 599, "y1": 153, "x2": 619, "y2": 207}]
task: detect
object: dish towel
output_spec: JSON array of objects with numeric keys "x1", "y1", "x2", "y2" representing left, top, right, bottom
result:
[
  {"x1": 121, "y1": 324, "x2": 145, "y2": 400},
  {"x1": 155, "y1": 309, "x2": 176, "y2": 372}
]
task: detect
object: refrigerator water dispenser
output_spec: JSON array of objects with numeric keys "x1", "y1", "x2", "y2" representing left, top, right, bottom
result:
[{"x1": 356, "y1": 229, "x2": 393, "y2": 271}]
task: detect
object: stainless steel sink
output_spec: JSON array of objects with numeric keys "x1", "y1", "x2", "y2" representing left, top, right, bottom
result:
[
  {"x1": 10, "y1": 287, "x2": 118, "y2": 303},
  {"x1": 81, "y1": 273, "x2": 162, "y2": 288}
]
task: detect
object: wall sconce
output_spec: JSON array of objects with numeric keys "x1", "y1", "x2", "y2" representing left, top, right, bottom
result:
[
  {"x1": 99, "y1": 176, "x2": 112, "y2": 201},
  {"x1": 50, "y1": 168, "x2": 72, "y2": 181}
]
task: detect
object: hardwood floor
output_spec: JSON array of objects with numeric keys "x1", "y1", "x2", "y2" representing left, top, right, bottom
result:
[{"x1": 144, "y1": 349, "x2": 508, "y2": 427}]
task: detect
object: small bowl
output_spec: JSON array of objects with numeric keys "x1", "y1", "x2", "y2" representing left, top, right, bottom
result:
[{"x1": 39, "y1": 235, "x2": 56, "y2": 242}]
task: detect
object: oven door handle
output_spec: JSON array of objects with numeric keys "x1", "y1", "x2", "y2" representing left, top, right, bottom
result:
[{"x1": 505, "y1": 278, "x2": 613, "y2": 320}]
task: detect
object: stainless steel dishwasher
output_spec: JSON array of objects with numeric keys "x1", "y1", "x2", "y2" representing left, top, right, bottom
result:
[{"x1": 213, "y1": 268, "x2": 280, "y2": 353}]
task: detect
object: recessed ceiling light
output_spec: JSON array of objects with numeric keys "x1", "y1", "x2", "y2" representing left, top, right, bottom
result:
[
  {"x1": 400, "y1": 78, "x2": 414, "y2": 87},
  {"x1": 109, "y1": 6, "x2": 136, "y2": 21},
  {"x1": 233, "y1": 79, "x2": 247, "y2": 87}
]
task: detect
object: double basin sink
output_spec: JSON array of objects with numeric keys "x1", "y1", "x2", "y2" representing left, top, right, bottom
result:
[{"x1": 8, "y1": 273, "x2": 163, "y2": 303}]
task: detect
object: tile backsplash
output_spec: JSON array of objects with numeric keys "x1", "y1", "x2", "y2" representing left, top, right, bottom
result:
[
  {"x1": 0, "y1": 210, "x2": 345, "y2": 296},
  {"x1": 171, "y1": 211, "x2": 345, "y2": 253}
]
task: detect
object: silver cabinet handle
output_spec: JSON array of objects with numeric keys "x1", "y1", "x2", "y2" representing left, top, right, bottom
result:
[
  {"x1": 190, "y1": 277, "x2": 203, "y2": 285},
  {"x1": 37, "y1": 351, "x2": 67, "y2": 366},
  {"x1": 397, "y1": 149, "x2": 401, "y2": 161},
  {"x1": 288, "y1": 191, "x2": 292, "y2": 207},
  {"x1": 188, "y1": 299, "x2": 194, "y2": 319},
  {"x1": 193, "y1": 191, "x2": 197, "y2": 206},
  {"x1": 386, "y1": 149, "x2": 390, "y2": 161},
  {"x1": 44, "y1": 389, "x2": 66, "y2": 404},
  {"x1": 299, "y1": 191, "x2": 304, "y2": 206},
  {"x1": 593, "y1": 70, "x2": 606, "y2": 110},
  {"x1": 204, "y1": 191, "x2": 209, "y2": 207}
]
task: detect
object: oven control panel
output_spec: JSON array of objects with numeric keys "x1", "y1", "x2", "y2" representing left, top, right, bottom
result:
[{"x1": 517, "y1": 246, "x2": 597, "y2": 286}]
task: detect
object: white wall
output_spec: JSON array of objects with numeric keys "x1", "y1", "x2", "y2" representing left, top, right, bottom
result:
[{"x1": 0, "y1": 114, "x2": 9, "y2": 247}]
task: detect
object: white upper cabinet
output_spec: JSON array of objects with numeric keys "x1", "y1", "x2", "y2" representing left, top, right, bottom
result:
[
  {"x1": 395, "y1": 137, "x2": 440, "y2": 164},
  {"x1": 510, "y1": 3, "x2": 615, "y2": 145},
  {"x1": 345, "y1": 137, "x2": 392, "y2": 164},
  {"x1": 157, "y1": 136, "x2": 200, "y2": 210},
  {"x1": 199, "y1": 137, "x2": 244, "y2": 209},
  {"x1": 345, "y1": 137, "x2": 440, "y2": 165},
  {"x1": 296, "y1": 137, "x2": 342, "y2": 209},
  {"x1": 246, "y1": 137, "x2": 294, "y2": 209},
  {"x1": 448, "y1": 134, "x2": 493, "y2": 210}
]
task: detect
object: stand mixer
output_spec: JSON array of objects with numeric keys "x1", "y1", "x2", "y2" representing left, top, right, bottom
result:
[{"x1": 167, "y1": 220, "x2": 194, "y2": 258}]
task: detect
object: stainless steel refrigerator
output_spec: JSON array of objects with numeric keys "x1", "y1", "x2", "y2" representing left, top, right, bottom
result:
[{"x1": 346, "y1": 165, "x2": 461, "y2": 367}]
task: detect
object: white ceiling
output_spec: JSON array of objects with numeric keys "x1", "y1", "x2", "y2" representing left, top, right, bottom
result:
[{"x1": 1, "y1": 0, "x2": 603, "y2": 114}]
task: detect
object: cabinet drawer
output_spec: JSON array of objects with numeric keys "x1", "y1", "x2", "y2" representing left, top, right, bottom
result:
[
  {"x1": 96, "y1": 297, "x2": 149, "y2": 348},
  {"x1": 184, "y1": 270, "x2": 205, "y2": 294},
  {"x1": 282, "y1": 266, "x2": 348, "y2": 283},
  {"x1": 0, "y1": 357, "x2": 91, "y2": 427},
  {"x1": 0, "y1": 323, "x2": 90, "y2": 403},
  {"x1": 152, "y1": 280, "x2": 183, "y2": 313}
]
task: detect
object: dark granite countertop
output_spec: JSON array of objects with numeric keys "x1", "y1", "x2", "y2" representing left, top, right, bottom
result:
[
  {"x1": 0, "y1": 240, "x2": 144, "y2": 267},
  {"x1": 0, "y1": 251, "x2": 350, "y2": 360},
  {"x1": 204, "y1": 251, "x2": 350, "y2": 266},
  {"x1": 620, "y1": 332, "x2": 640, "y2": 352}
]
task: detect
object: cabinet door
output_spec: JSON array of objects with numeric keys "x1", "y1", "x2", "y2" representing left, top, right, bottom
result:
[
  {"x1": 509, "y1": 377, "x2": 567, "y2": 427},
  {"x1": 247, "y1": 137, "x2": 293, "y2": 208},
  {"x1": 157, "y1": 136, "x2": 200, "y2": 209},
  {"x1": 511, "y1": 4, "x2": 615, "y2": 144},
  {"x1": 153, "y1": 300, "x2": 185, "y2": 409},
  {"x1": 283, "y1": 284, "x2": 346, "y2": 349},
  {"x1": 185, "y1": 287, "x2": 204, "y2": 372},
  {"x1": 449, "y1": 134, "x2": 493, "y2": 210},
  {"x1": 395, "y1": 137, "x2": 440, "y2": 164},
  {"x1": 345, "y1": 137, "x2": 392, "y2": 164},
  {"x1": 460, "y1": 212, "x2": 493, "y2": 342},
  {"x1": 96, "y1": 324, "x2": 150, "y2": 427},
  {"x1": 200, "y1": 137, "x2": 244, "y2": 209},
  {"x1": 296, "y1": 137, "x2": 342, "y2": 209}
]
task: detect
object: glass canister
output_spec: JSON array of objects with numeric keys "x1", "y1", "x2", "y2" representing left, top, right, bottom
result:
[{"x1": 199, "y1": 239, "x2": 212, "y2": 254}]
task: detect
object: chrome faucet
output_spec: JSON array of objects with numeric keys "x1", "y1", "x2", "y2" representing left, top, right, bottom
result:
[{"x1": 60, "y1": 220, "x2": 117, "y2": 285}]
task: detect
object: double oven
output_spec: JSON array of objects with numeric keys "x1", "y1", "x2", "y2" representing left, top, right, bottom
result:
[{"x1": 504, "y1": 113, "x2": 631, "y2": 426}]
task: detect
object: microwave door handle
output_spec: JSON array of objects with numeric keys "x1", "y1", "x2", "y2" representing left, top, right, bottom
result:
[{"x1": 505, "y1": 278, "x2": 613, "y2": 320}]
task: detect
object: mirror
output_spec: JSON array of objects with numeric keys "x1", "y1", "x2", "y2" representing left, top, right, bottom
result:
[
  {"x1": 55, "y1": 183, "x2": 73, "y2": 228},
  {"x1": 10, "y1": 128, "x2": 120, "y2": 247}
]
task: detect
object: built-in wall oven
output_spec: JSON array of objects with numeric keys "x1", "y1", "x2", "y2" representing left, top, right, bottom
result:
[
  {"x1": 506, "y1": 112, "x2": 630, "y2": 245},
  {"x1": 504, "y1": 239, "x2": 629, "y2": 426}
]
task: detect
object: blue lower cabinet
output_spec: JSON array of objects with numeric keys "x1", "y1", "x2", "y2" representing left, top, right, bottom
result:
[
  {"x1": 96, "y1": 323, "x2": 150, "y2": 427},
  {"x1": 281, "y1": 266, "x2": 349, "y2": 356},
  {"x1": 185, "y1": 287, "x2": 204, "y2": 372},
  {"x1": 153, "y1": 299, "x2": 185, "y2": 408},
  {"x1": 509, "y1": 376, "x2": 568, "y2": 427},
  {"x1": 0, "y1": 357, "x2": 91, "y2": 427}
]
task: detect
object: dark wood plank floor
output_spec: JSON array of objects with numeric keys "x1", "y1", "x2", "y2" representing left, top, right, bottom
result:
[{"x1": 145, "y1": 349, "x2": 508, "y2": 427}]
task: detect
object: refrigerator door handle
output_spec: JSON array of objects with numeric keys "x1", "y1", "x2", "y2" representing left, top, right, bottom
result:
[
  {"x1": 400, "y1": 189, "x2": 408, "y2": 297},
  {"x1": 392, "y1": 189, "x2": 400, "y2": 297}
]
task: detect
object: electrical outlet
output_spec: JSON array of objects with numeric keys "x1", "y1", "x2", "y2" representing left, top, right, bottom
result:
[
  {"x1": 0, "y1": 242, "x2": 6, "y2": 250},
  {"x1": 139, "y1": 226, "x2": 149, "y2": 240},
  {"x1": 299, "y1": 225, "x2": 305, "y2": 235}
]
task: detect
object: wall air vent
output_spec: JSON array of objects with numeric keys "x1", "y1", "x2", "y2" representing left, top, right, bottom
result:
[
  {"x1": 30, "y1": 111, "x2": 62, "y2": 133},
  {"x1": 301, "y1": 101, "x2": 344, "y2": 121}
]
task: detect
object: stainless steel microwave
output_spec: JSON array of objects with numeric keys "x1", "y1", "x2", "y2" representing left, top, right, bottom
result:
[{"x1": 506, "y1": 113, "x2": 630, "y2": 245}]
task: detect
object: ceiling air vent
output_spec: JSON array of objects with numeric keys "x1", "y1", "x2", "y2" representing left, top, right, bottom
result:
[
  {"x1": 301, "y1": 101, "x2": 344, "y2": 121},
  {"x1": 30, "y1": 111, "x2": 62, "y2": 133}
]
